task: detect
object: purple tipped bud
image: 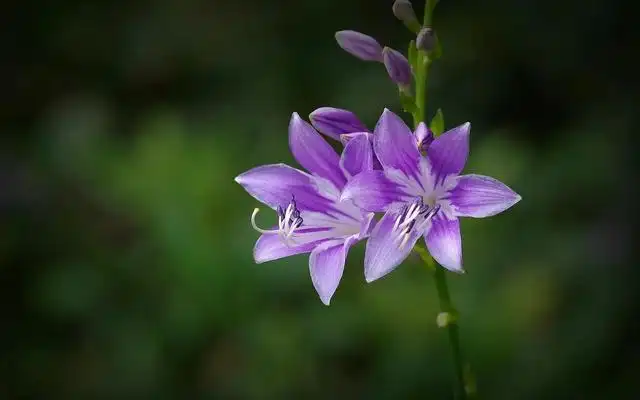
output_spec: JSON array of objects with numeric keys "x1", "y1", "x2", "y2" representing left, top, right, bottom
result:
[
  {"x1": 392, "y1": 0, "x2": 420, "y2": 32},
  {"x1": 309, "y1": 107, "x2": 369, "y2": 141},
  {"x1": 382, "y1": 47, "x2": 412, "y2": 88},
  {"x1": 414, "y1": 122, "x2": 434, "y2": 153},
  {"x1": 335, "y1": 30, "x2": 384, "y2": 62},
  {"x1": 417, "y1": 27, "x2": 436, "y2": 52}
]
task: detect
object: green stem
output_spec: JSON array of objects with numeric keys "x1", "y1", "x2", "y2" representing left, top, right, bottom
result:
[
  {"x1": 433, "y1": 264, "x2": 467, "y2": 399},
  {"x1": 410, "y1": 1, "x2": 470, "y2": 398}
]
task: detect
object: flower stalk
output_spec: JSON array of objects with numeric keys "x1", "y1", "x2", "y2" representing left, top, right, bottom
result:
[{"x1": 409, "y1": 1, "x2": 471, "y2": 398}]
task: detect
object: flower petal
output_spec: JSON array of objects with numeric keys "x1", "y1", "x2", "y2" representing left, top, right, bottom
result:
[
  {"x1": 364, "y1": 209, "x2": 421, "y2": 282},
  {"x1": 309, "y1": 237, "x2": 357, "y2": 305},
  {"x1": 427, "y1": 122, "x2": 470, "y2": 181},
  {"x1": 309, "y1": 107, "x2": 369, "y2": 141},
  {"x1": 373, "y1": 109, "x2": 421, "y2": 176},
  {"x1": 335, "y1": 30, "x2": 384, "y2": 62},
  {"x1": 339, "y1": 132, "x2": 373, "y2": 178},
  {"x1": 449, "y1": 174, "x2": 522, "y2": 218},
  {"x1": 358, "y1": 212, "x2": 376, "y2": 239},
  {"x1": 340, "y1": 170, "x2": 407, "y2": 212},
  {"x1": 235, "y1": 163, "x2": 335, "y2": 212},
  {"x1": 289, "y1": 112, "x2": 347, "y2": 189},
  {"x1": 424, "y1": 214, "x2": 463, "y2": 272},
  {"x1": 382, "y1": 47, "x2": 412, "y2": 87},
  {"x1": 414, "y1": 122, "x2": 433, "y2": 153},
  {"x1": 254, "y1": 233, "x2": 320, "y2": 263}
]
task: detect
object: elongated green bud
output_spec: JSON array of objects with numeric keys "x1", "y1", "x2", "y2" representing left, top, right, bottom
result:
[{"x1": 392, "y1": 0, "x2": 421, "y2": 33}]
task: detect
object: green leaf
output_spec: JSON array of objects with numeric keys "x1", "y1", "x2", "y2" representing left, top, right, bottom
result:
[
  {"x1": 399, "y1": 90, "x2": 418, "y2": 114},
  {"x1": 432, "y1": 33, "x2": 443, "y2": 60},
  {"x1": 430, "y1": 108, "x2": 445, "y2": 136}
]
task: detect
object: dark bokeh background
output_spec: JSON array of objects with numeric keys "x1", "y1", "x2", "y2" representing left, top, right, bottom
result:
[{"x1": 1, "y1": 0, "x2": 637, "y2": 398}]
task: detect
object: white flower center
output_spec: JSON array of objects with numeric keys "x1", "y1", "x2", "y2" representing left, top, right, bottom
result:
[
  {"x1": 251, "y1": 196, "x2": 304, "y2": 246},
  {"x1": 250, "y1": 195, "x2": 363, "y2": 248},
  {"x1": 392, "y1": 197, "x2": 440, "y2": 249}
]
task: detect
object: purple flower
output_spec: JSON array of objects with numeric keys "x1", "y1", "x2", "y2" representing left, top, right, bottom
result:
[
  {"x1": 341, "y1": 109, "x2": 521, "y2": 281},
  {"x1": 382, "y1": 47, "x2": 413, "y2": 88},
  {"x1": 335, "y1": 31, "x2": 384, "y2": 62},
  {"x1": 235, "y1": 113, "x2": 375, "y2": 305}
]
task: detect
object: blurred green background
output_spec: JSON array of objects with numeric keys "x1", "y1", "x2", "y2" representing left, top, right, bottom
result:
[{"x1": 1, "y1": 0, "x2": 636, "y2": 398}]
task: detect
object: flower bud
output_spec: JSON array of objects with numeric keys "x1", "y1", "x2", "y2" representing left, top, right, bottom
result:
[
  {"x1": 309, "y1": 107, "x2": 368, "y2": 141},
  {"x1": 417, "y1": 27, "x2": 436, "y2": 52},
  {"x1": 436, "y1": 312, "x2": 455, "y2": 328},
  {"x1": 335, "y1": 30, "x2": 384, "y2": 62},
  {"x1": 414, "y1": 122, "x2": 434, "y2": 153},
  {"x1": 382, "y1": 47, "x2": 412, "y2": 88},
  {"x1": 392, "y1": 0, "x2": 420, "y2": 33}
]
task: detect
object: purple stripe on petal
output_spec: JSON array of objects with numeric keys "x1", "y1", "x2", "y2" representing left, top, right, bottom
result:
[
  {"x1": 253, "y1": 233, "x2": 321, "y2": 263},
  {"x1": 340, "y1": 170, "x2": 407, "y2": 212},
  {"x1": 310, "y1": 238, "x2": 355, "y2": 305},
  {"x1": 382, "y1": 47, "x2": 412, "y2": 87},
  {"x1": 236, "y1": 163, "x2": 333, "y2": 211},
  {"x1": 339, "y1": 132, "x2": 374, "y2": 178},
  {"x1": 373, "y1": 109, "x2": 421, "y2": 177},
  {"x1": 309, "y1": 107, "x2": 369, "y2": 140},
  {"x1": 335, "y1": 30, "x2": 384, "y2": 62},
  {"x1": 449, "y1": 174, "x2": 522, "y2": 218},
  {"x1": 424, "y1": 213, "x2": 463, "y2": 273},
  {"x1": 364, "y1": 209, "x2": 420, "y2": 282},
  {"x1": 289, "y1": 113, "x2": 347, "y2": 189},
  {"x1": 427, "y1": 122, "x2": 470, "y2": 182}
]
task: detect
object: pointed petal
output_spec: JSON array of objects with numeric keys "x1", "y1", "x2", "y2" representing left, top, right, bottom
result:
[
  {"x1": 382, "y1": 47, "x2": 412, "y2": 87},
  {"x1": 358, "y1": 212, "x2": 376, "y2": 239},
  {"x1": 309, "y1": 107, "x2": 368, "y2": 140},
  {"x1": 424, "y1": 214, "x2": 463, "y2": 272},
  {"x1": 427, "y1": 122, "x2": 470, "y2": 181},
  {"x1": 365, "y1": 209, "x2": 421, "y2": 282},
  {"x1": 335, "y1": 30, "x2": 384, "y2": 62},
  {"x1": 235, "y1": 163, "x2": 335, "y2": 211},
  {"x1": 339, "y1": 132, "x2": 373, "y2": 178},
  {"x1": 449, "y1": 174, "x2": 522, "y2": 218},
  {"x1": 414, "y1": 122, "x2": 433, "y2": 153},
  {"x1": 289, "y1": 113, "x2": 347, "y2": 189},
  {"x1": 373, "y1": 109, "x2": 421, "y2": 176},
  {"x1": 309, "y1": 237, "x2": 356, "y2": 305},
  {"x1": 340, "y1": 170, "x2": 407, "y2": 212},
  {"x1": 254, "y1": 233, "x2": 320, "y2": 263}
]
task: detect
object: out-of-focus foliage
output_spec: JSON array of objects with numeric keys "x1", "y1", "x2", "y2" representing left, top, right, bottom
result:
[{"x1": 0, "y1": 0, "x2": 636, "y2": 398}]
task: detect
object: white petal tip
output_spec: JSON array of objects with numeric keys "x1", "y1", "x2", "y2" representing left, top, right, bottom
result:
[
  {"x1": 365, "y1": 271, "x2": 382, "y2": 283},
  {"x1": 514, "y1": 194, "x2": 523, "y2": 203}
]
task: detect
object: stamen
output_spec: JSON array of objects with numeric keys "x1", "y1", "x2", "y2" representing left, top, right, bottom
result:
[
  {"x1": 251, "y1": 208, "x2": 279, "y2": 234},
  {"x1": 392, "y1": 199, "x2": 441, "y2": 249},
  {"x1": 250, "y1": 196, "x2": 305, "y2": 245}
]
